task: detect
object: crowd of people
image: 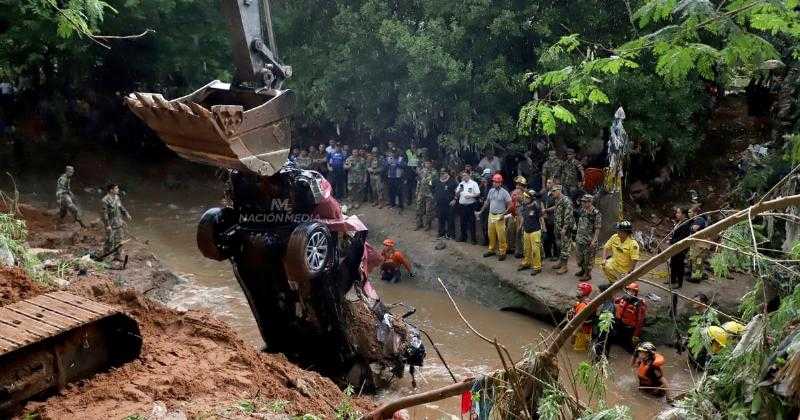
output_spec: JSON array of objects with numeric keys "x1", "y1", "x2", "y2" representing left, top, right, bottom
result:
[
  {"x1": 289, "y1": 139, "x2": 693, "y2": 283},
  {"x1": 291, "y1": 138, "x2": 726, "y2": 401}
]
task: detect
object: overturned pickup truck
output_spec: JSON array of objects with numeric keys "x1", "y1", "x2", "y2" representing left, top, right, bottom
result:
[{"x1": 125, "y1": 0, "x2": 424, "y2": 390}]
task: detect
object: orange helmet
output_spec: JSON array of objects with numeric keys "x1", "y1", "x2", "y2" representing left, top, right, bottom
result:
[
  {"x1": 492, "y1": 173, "x2": 503, "y2": 183},
  {"x1": 625, "y1": 282, "x2": 640, "y2": 294},
  {"x1": 577, "y1": 282, "x2": 593, "y2": 297},
  {"x1": 383, "y1": 239, "x2": 396, "y2": 247}
]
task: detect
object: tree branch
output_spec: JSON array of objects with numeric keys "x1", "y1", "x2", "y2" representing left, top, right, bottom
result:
[{"x1": 360, "y1": 378, "x2": 475, "y2": 420}]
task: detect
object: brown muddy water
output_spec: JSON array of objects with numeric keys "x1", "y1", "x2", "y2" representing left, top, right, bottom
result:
[{"x1": 116, "y1": 185, "x2": 691, "y2": 419}]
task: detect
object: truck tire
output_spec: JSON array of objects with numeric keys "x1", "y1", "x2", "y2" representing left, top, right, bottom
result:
[
  {"x1": 197, "y1": 207, "x2": 236, "y2": 261},
  {"x1": 284, "y1": 222, "x2": 332, "y2": 281}
]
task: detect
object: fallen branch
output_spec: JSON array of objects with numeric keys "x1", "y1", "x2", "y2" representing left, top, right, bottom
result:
[
  {"x1": 436, "y1": 277, "x2": 493, "y2": 344},
  {"x1": 92, "y1": 29, "x2": 155, "y2": 40},
  {"x1": 360, "y1": 378, "x2": 475, "y2": 420},
  {"x1": 418, "y1": 328, "x2": 457, "y2": 383}
]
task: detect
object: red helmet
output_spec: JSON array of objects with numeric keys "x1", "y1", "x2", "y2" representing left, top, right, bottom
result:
[
  {"x1": 492, "y1": 173, "x2": 503, "y2": 183},
  {"x1": 625, "y1": 282, "x2": 640, "y2": 294},
  {"x1": 383, "y1": 239, "x2": 396, "y2": 247},
  {"x1": 577, "y1": 282, "x2": 592, "y2": 297}
]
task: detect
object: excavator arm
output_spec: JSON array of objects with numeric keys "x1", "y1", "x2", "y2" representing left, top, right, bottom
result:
[
  {"x1": 125, "y1": 0, "x2": 293, "y2": 176},
  {"x1": 222, "y1": 0, "x2": 291, "y2": 90}
]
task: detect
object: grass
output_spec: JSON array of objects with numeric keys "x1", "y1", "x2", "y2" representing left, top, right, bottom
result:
[{"x1": 0, "y1": 212, "x2": 54, "y2": 285}]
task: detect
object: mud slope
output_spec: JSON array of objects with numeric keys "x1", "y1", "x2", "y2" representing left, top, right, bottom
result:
[{"x1": 1, "y1": 203, "x2": 371, "y2": 419}]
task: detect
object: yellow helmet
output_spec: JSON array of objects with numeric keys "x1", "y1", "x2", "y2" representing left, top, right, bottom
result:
[
  {"x1": 514, "y1": 175, "x2": 527, "y2": 186},
  {"x1": 705, "y1": 326, "x2": 729, "y2": 347},
  {"x1": 721, "y1": 321, "x2": 746, "y2": 335}
]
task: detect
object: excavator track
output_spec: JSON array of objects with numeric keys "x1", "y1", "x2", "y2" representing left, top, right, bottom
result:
[{"x1": 0, "y1": 292, "x2": 141, "y2": 414}]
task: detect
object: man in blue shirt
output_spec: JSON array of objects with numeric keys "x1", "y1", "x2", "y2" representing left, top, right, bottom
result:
[
  {"x1": 327, "y1": 144, "x2": 346, "y2": 199},
  {"x1": 385, "y1": 150, "x2": 405, "y2": 211}
]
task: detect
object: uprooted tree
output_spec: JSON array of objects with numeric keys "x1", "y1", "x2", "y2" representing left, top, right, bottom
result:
[{"x1": 363, "y1": 191, "x2": 800, "y2": 419}]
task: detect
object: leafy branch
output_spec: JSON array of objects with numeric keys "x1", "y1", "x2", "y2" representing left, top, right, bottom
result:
[{"x1": 518, "y1": 0, "x2": 800, "y2": 136}]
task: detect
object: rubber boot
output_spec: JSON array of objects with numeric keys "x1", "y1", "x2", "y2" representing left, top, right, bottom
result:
[
  {"x1": 551, "y1": 261, "x2": 563, "y2": 270},
  {"x1": 574, "y1": 269, "x2": 585, "y2": 277},
  {"x1": 556, "y1": 263, "x2": 568, "y2": 274}
]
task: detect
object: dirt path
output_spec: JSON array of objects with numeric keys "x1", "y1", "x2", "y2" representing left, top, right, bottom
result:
[
  {"x1": 356, "y1": 203, "x2": 753, "y2": 343},
  {"x1": 2, "y1": 204, "x2": 371, "y2": 419}
]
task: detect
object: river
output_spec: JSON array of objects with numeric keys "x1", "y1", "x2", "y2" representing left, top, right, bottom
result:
[{"x1": 122, "y1": 183, "x2": 689, "y2": 419}]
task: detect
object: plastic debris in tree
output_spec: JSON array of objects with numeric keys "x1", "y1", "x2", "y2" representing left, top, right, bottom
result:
[{"x1": 605, "y1": 106, "x2": 629, "y2": 195}]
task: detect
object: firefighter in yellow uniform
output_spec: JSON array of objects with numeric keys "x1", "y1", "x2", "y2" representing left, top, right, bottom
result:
[{"x1": 601, "y1": 220, "x2": 641, "y2": 283}]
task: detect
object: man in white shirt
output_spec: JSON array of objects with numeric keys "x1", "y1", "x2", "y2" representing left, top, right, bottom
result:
[
  {"x1": 478, "y1": 150, "x2": 502, "y2": 174},
  {"x1": 456, "y1": 171, "x2": 481, "y2": 243},
  {"x1": 325, "y1": 139, "x2": 337, "y2": 155}
]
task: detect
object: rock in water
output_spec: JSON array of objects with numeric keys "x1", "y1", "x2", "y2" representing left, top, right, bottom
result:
[{"x1": 0, "y1": 243, "x2": 15, "y2": 267}]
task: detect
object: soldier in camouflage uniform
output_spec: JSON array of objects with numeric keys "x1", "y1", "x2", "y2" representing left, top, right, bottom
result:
[
  {"x1": 345, "y1": 149, "x2": 368, "y2": 209},
  {"x1": 101, "y1": 183, "x2": 131, "y2": 266},
  {"x1": 56, "y1": 165, "x2": 86, "y2": 228},
  {"x1": 414, "y1": 159, "x2": 435, "y2": 230},
  {"x1": 551, "y1": 185, "x2": 575, "y2": 274},
  {"x1": 541, "y1": 150, "x2": 564, "y2": 192},
  {"x1": 367, "y1": 147, "x2": 385, "y2": 207},
  {"x1": 561, "y1": 148, "x2": 584, "y2": 198},
  {"x1": 574, "y1": 194, "x2": 602, "y2": 280}
]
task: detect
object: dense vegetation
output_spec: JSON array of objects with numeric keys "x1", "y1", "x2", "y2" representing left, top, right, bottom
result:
[
  {"x1": 3, "y1": 0, "x2": 796, "y2": 171},
  {"x1": 2, "y1": 1, "x2": 800, "y2": 418}
]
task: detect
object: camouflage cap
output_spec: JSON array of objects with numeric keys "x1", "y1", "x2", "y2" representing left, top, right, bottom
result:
[
  {"x1": 550, "y1": 185, "x2": 562, "y2": 192},
  {"x1": 581, "y1": 194, "x2": 593, "y2": 202},
  {"x1": 566, "y1": 148, "x2": 575, "y2": 154}
]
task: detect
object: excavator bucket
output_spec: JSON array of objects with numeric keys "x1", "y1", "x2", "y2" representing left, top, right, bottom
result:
[
  {"x1": 125, "y1": 81, "x2": 294, "y2": 176},
  {"x1": 0, "y1": 292, "x2": 141, "y2": 414}
]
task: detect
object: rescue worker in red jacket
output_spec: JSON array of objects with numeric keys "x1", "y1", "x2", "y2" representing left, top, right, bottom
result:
[
  {"x1": 632, "y1": 341, "x2": 670, "y2": 400},
  {"x1": 568, "y1": 282, "x2": 594, "y2": 351},
  {"x1": 380, "y1": 239, "x2": 414, "y2": 283},
  {"x1": 613, "y1": 282, "x2": 647, "y2": 353}
]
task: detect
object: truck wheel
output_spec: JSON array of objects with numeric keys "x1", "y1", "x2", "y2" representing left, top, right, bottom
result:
[
  {"x1": 285, "y1": 222, "x2": 331, "y2": 281},
  {"x1": 197, "y1": 207, "x2": 235, "y2": 261}
]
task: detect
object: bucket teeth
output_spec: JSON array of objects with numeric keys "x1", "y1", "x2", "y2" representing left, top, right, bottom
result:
[
  {"x1": 152, "y1": 94, "x2": 175, "y2": 111},
  {"x1": 124, "y1": 81, "x2": 294, "y2": 176}
]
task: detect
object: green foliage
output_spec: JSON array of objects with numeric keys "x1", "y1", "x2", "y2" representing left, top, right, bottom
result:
[
  {"x1": 578, "y1": 405, "x2": 633, "y2": 420},
  {"x1": 788, "y1": 134, "x2": 800, "y2": 164},
  {"x1": 236, "y1": 400, "x2": 256, "y2": 415},
  {"x1": 536, "y1": 383, "x2": 568, "y2": 420},
  {"x1": 334, "y1": 385, "x2": 360, "y2": 420},
  {"x1": 769, "y1": 283, "x2": 800, "y2": 341},
  {"x1": 687, "y1": 307, "x2": 720, "y2": 357},
  {"x1": 121, "y1": 415, "x2": 144, "y2": 420},
  {"x1": 519, "y1": 0, "x2": 800, "y2": 168},
  {"x1": 0, "y1": 212, "x2": 51, "y2": 285},
  {"x1": 598, "y1": 310, "x2": 614, "y2": 335},
  {"x1": 709, "y1": 222, "x2": 768, "y2": 278},
  {"x1": 576, "y1": 360, "x2": 609, "y2": 403},
  {"x1": 268, "y1": 399, "x2": 289, "y2": 413}
]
